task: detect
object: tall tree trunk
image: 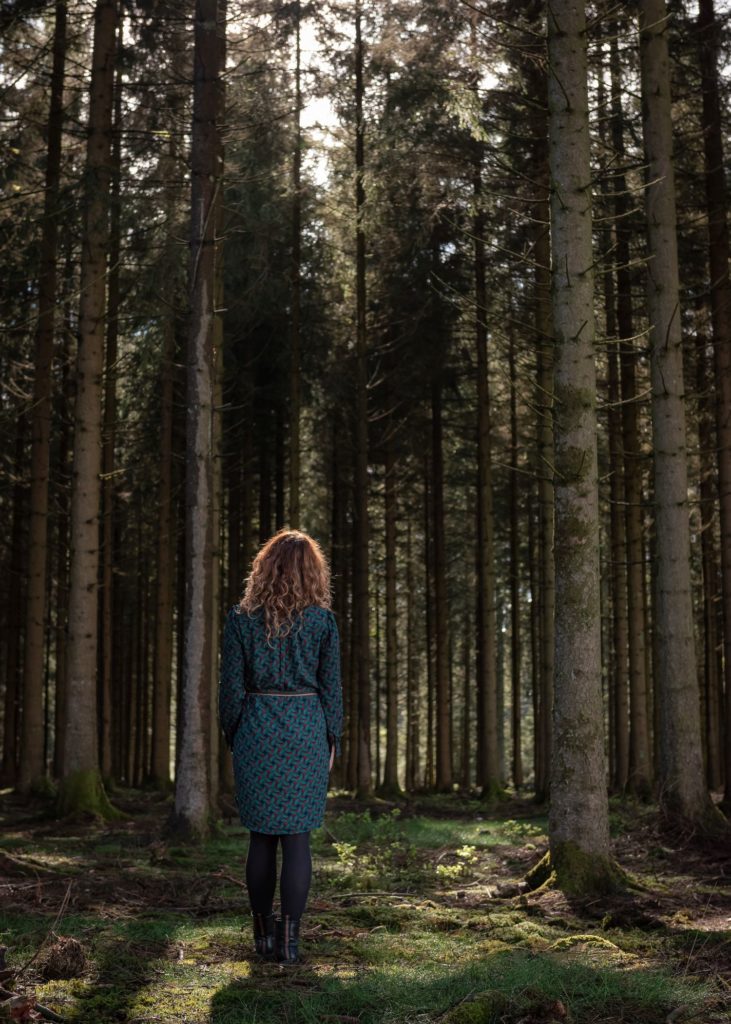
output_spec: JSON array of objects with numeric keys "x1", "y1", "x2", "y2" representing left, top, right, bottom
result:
[
  {"x1": 288, "y1": 0, "x2": 302, "y2": 528},
  {"x1": 275, "y1": 401, "x2": 285, "y2": 530},
  {"x1": 19, "y1": 0, "x2": 67, "y2": 793},
  {"x1": 170, "y1": 0, "x2": 222, "y2": 839},
  {"x1": 353, "y1": 0, "x2": 371, "y2": 796},
  {"x1": 2, "y1": 426, "x2": 27, "y2": 787},
  {"x1": 374, "y1": 581, "x2": 381, "y2": 785},
  {"x1": 471, "y1": 66, "x2": 500, "y2": 798},
  {"x1": 100, "y1": 36, "x2": 123, "y2": 782},
  {"x1": 697, "y1": 0, "x2": 731, "y2": 812},
  {"x1": 545, "y1": 0, "x2": 615, "y2": 892},
  {"x1": 54, "y1": 256, "x2": 75, "y2": 779},
  {"x1": 258, "y1": 416, "x2": 272, "y2": 544},
  {"x1": 152, "y1": 243, "x2": 177, "y2": 787},
  {"x1": 519, "y1": 0, "x2": 554, "y2": 805},
  {"x1": 382, "y1": 443, "x2": 400, "y2": 793},
  {"x1": 608, "y1": 28, "x2": 652, "y2": 800},
  {"x1": 57, "y1": 0, "x2": 119, "y2": 817},
  {"x1": 424, "y1": 452, "x2": 434, "y2": 789},
  {"x1": 432, "y1": 378, "x2": 451, "y2": 792},
  {"x1": 638, "y1": 0, "x2": 718, "y2": 828},
  {"x1": 462, "y1": 578, "x2": 472, "y2": 790},
  {"x1": 406, "y1": 520, "x2": 419, "y2": 791},
  {"x1": 528, "y1": 490, "x2": 541, "y2": 790},
  {"x1": 695, "y1": 317, "x2": 723, "y2": 790},
  {"x1": 508, "y1": 317, "x2": 522, "y2": 789},
  {"x1": 209, "y1": 0, "x2": 226, "y2": 812}
]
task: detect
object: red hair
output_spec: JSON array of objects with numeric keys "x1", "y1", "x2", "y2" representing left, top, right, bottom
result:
[{"x1": 239, "y1": 529, "x2": 332, "y2": 643}]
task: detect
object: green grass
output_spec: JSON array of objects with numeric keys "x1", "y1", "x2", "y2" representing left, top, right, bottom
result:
[{"x1": 0, "y1": 794, "x2": 727, "y2": 1024}]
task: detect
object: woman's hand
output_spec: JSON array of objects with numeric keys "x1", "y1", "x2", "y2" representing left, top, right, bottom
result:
[{"x1": 329, "y1": 742, "x2": 335, "y2": 773}]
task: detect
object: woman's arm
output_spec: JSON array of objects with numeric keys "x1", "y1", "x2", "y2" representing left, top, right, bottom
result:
[
  {"x1": 317, "y1": 610, "x2": 344, "y2": 758},
  {"x1": 218, "y1": 606, "x2": 246, "y2": 751}
]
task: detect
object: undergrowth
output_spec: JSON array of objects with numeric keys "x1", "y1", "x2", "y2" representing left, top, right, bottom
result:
[{"x1": 0, "y1": 790, "x2": 728, "y2": 1024}]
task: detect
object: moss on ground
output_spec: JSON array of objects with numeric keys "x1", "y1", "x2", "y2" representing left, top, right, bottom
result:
[{"x1": 0, "y1": 791, "x2": 728, "y2": 1023}]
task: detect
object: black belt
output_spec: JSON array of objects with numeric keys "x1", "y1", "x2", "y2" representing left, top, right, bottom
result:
[{"x1": 245, "y1": 691, "x2": 318, "y2": 697}]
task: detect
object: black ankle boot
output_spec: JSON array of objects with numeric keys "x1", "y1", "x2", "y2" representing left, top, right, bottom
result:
[
  {"x1": 251, "y1": 911, "x2": 275, "y2": 958},
  {"x1": 275, "y1": 915, "x2": 301, "y2": 964}
]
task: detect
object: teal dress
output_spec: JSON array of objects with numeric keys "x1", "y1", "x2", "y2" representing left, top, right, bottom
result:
[{"x1": 218, "y1": 603, "x2": 344, "y2": 834}]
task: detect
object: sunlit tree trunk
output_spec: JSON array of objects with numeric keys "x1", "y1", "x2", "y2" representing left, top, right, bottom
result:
[
  {"x1": 638, "y1": 0, "x2": 718, "y2": 828},
  {"x1": 546, "y1": 0, "x2": 615, "y2": 892},
  {"x1": 170, "y1": 0, "x2": 222, "y2": 839}
]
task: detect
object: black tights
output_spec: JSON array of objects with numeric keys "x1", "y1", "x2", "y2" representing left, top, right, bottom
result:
[{"x1": 245, "y1": 830, "x2": 312, "y2": 919}]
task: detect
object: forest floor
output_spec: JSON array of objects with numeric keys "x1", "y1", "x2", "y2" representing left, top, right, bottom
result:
[{"x1": 0, "y1": 789, "x2": 729, "y2": 1024}]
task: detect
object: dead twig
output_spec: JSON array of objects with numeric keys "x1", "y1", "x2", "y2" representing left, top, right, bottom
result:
[{"x1": 10, "y1": 882, "x2": 72, "y2": 983}]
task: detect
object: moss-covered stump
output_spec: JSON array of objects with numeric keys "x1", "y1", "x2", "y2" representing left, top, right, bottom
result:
[
  {"x1": 526, "y1": 843, "x2": 628, "y2": 897},
  {"x1": 55, "y1": 769, "x2": 123, "y2": 821}
]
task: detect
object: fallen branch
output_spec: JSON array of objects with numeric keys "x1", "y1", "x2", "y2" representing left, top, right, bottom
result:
[{"x1": 0, "y1": 987, "x2": 64, "y2": 1022}]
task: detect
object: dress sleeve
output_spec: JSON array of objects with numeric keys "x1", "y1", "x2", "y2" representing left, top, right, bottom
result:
[
  {"x1": 317, "y1": 609, "x2": 344, "y2": 758},
  {"x1": 218, "y1": 606, "x2": 246, "y2": 752}
]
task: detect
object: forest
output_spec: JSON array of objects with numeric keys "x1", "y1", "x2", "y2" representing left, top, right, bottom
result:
[{"x1": 1, "y1": 0, "x2": 731, "y2": 1021}]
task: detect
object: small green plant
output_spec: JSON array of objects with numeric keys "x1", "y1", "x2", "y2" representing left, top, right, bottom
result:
[
  {"x1": 436, "y1": 844, "x2": 479, "y2": 884},
  {"x1": 333, "y1": 841, "x2": 358, "y2": 869},
  {"x1": 501, "y1": 819, "x2": 544, "y2": 840}
]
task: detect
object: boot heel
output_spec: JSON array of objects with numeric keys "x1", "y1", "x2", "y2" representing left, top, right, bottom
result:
[
  {"x1": 275, "y1": 914, "x2": 301, "y2": 964},
  {"x1": 251, "y1": 911, "x2": 275, "y2": 958}
]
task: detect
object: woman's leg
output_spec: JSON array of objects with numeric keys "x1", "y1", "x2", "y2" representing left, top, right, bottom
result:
[
  {"x1": 279, "y1": 831, "x2": 312, "y2": 918},
  {"x1": 245, "y1": 830, "x2": 279, "y2": 914}
]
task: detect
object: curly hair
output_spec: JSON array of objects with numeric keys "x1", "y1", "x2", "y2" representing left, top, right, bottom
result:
[{"x1": 239, "y1": 528, "x2": 332, "y2": 644}]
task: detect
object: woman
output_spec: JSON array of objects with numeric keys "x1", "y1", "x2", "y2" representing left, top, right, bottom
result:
[{"x1": 218, "y1": 528, "x2": 344, "y2": 966}]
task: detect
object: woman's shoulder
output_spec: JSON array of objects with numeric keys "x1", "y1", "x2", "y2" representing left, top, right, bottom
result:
[
  {"x1": 298, "y1": 604, "x2": 335, "y2": 632},
  {"x1": 226, "y1": 603, "x2": 260, "y2": 625},
  {"x1": 303, "y1": 604, "x2": 335, "y2": 621}
]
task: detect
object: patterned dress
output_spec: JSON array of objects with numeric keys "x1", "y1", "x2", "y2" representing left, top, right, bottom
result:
[{"x1": 218, "y1": 603, "x2": 344, "y2": 834}]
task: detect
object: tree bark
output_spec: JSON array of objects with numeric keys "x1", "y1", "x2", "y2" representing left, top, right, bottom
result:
[
  {"x1": 100, "y1": 36, "x2": 123, "y2": 782},
  {"x1": 288, "y1": 0, "x2": 302, "y2": 528},
  {"x1": 57, "y1": 0, "x2": 119, "y2": 818},
  {"x1": 608, "y1": 28, "x2": 652, "y2": 800},
  {"x1": 406, "y1": 519, "x2": 419, "y2": 791},
  {"x1": 353, "y1": 0, "x2": 371, "y2": 796},
  {"x1": 546, "y1": 0, "x2": 615, "y2": 892},
  {"x1": 695, "y1": 316, "x2": 723, "y2": 790},
  {"x1": 19, "y1": 0, "x2": 67, "y2": 794},
  {"x1": 432, "y1": 378, "x2": 452, "y2": 792},
  {"x1": 382, "y1": 443, "x2": 400, "y2": 793},
  {"x1": 471, "y1": 98, "x2": 500, "y2": 800},
  {"x1": 170, "y1": 0, "x2": 221, "y2": 839},
  {"x1": 697, "y1": 0, "x2": 731, "y2": 811},
  {"x1": 638, "y1": 0, "x2": 718, "y2": 827},
  {"x1": 508, "y1": 317, "x2": 522, "y2": 789},
  {"x1": 2, "y1": 426, "x2": 27, "y2": 787}
]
